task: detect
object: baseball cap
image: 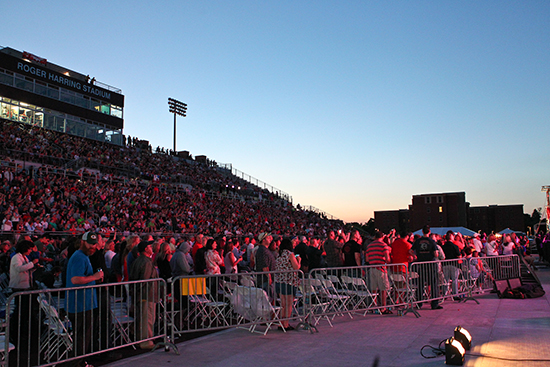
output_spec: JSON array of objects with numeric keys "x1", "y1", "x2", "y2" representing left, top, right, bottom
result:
[
  {"x1": 137, "y1": 240, "x2": 154, "y2": 253},
  {"x1": 82, "y1": 232, "x2": 98, "y2": 245},
  {"x1": 258, "y1": 232, "x2": 271, "y2": 242}
]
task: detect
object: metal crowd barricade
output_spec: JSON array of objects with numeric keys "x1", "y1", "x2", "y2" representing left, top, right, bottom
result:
[
  {"x1": 306, "y1": 264, "x2": 410, "y2": 326},
  {"x1": 408, "y1": 259, "x2": 469, "y2": 309},
  {"x1": 481, "y1": 254, "x2": 520, "y2": 282},
  {"x1": 407, "y1": 255, "x2": 521, "y2": 312},
  {"x1": 167, "y1": 270, "x2": 306, "y2": 342},
  {"x1": 4, "y1": 279, "x2": 168, "y2": 367}
]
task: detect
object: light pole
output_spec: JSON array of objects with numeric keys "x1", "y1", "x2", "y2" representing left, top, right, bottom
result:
[{"x1": 168, "y1": 97, "x2": 187, "y2": 153}]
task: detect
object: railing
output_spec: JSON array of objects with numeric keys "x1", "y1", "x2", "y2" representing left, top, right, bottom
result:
[
  {"x1": 301, "y1": 205, "x2": 339, "y2": 221},
  {"x1": 219, "y1": 164, "x2": 293, "y2": 203},
  {"x1": 4, "y1": 279, "x2": 169, "y2": 367},
  {"x1": 1, "y1": 255, "x2": 521, "y2": 366}
]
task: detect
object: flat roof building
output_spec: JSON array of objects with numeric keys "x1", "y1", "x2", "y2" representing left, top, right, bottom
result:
[
  {"x1": 0, "y1": 46, "x2": 124, "y2": 145},
  {"x1": 375, "y1": 191, "x2": 525, "y2": 234}
]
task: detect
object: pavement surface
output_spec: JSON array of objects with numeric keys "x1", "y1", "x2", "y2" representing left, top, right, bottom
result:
[{"x1": 103, "y1": 266, "x2": 550, "y2": 367}]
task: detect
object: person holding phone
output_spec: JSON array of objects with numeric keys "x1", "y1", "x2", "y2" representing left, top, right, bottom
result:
[{"x1": 275, "y1": 238, "x2": 301, "y2": 330}]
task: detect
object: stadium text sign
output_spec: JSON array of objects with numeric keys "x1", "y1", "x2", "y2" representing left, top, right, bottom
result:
[{"x1": 16, "y1": 62, "x2": 111, "y2": 100}]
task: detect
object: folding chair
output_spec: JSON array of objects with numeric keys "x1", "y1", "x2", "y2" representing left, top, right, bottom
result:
[
  {"x1": 182, "y1": 277, "x2": 229, "y2": 328},
  {"x1": 0, "y1": 332, "x2": 14, "y2": 361},
  {"x1": 110, "y1": 295, "x2": 135, "y2": 349},
  {"x1": 388, "y1": 273, "x2": 410, "y2": 306},
  {"x1": 341, "y1": 275, "x2": 378, "y2": 315},
  {"x1": 299, "y1": 280, "x2": 333, "y2": 327},
  {"x1": 310, "y1": 278, "x2": 351, "y2": 317},
  {"x1": 231, "y1": 286, "x2": 284, "y2": 335},
  {"x1": 239, "y1": 275, "x2": 255, "y2": 287},
  {"x1": 37, "y1": 294, "x2": 73, "y2": 363}
]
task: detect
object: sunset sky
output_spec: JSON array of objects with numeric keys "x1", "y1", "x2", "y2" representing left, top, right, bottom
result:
[{"x1": 2, "y1": 1, "x2": 549, "y2": 225}]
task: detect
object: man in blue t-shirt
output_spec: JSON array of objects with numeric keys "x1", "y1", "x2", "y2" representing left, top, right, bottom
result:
[{"x1": 66, "y1": 232, "x2": 104, "y2": 364}]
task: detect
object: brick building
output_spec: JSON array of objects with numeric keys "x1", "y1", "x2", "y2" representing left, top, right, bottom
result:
[{"x1": 374, "y1": 191, "x2": 524, "y2": 234}]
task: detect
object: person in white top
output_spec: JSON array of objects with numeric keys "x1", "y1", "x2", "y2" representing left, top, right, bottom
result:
[
  {"x1": 104, "y1": 239, "x2": 116, "y2": 270},
  {"x1": 472, "y1": 234, "x2": 484, "y2": 254},
  {"x1": 485, "y1": 234, "x2": 499, "y2": 256},
  {"x1": 501, "y1": 235, "x2": 516, "y2": 255}
]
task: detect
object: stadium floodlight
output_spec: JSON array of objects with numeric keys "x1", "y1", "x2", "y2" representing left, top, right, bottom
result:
[{"x1": 168, "y1": 97, "x2": 187, "y2": 152}]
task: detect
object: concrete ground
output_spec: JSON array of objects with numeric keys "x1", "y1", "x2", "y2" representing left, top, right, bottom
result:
[{"x1": 104, "y1": 267, "x2": 550, "y2": 367}]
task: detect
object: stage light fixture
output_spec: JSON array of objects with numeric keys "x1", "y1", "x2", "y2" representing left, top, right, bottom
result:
[
  {"x1": 445, "y1": 337, "x2": 465, "y2": 366},
  {"x1": 454, "y1": 326, "x2": 471, "y2": 350}
]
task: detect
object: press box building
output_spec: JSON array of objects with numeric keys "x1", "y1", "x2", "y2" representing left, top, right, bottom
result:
[{"x1": 0, "y1": 46, "x2": 124, "y2": 145}]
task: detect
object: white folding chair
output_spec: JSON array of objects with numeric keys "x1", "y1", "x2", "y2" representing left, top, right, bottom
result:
[
  {"x1": 299, "y1": 280, "x2": 333, "y2": 327},
  {"x1": 309, "y1": 278, "x2": 351, "y2": 317},
  {"x1": 231, "y1": 286, "x2": 284, "y2": 335}
]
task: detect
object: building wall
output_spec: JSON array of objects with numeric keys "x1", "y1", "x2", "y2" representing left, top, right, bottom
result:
[{"x1": 409, "y1": 192, "x2": 467, "y2": 232}]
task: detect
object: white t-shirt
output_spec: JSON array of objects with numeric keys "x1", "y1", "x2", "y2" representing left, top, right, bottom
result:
[{"x1": 485, "y1": 241, "x2": 499, "y2": 256}]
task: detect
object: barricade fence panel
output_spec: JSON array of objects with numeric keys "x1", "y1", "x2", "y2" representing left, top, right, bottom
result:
[
  {"x1": 4, "y1": 279, "x2": 167, "y2": 367},
  {"x1": 168, "y1": 270, "x2": 305, "y2": 339},
  {"x1": 306, "y1": 264, "x2": 410, "y2": 322}
]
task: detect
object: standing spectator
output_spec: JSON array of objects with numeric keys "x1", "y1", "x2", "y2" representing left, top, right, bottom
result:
[
  {"x1": 390, "y1": 230, "x2": 412, "y2": 274},
  {"x1": 0, "y1": 240, "x2": 12, "y2": 274},
  {"x1": 224, "y1": 240, "x2": 241, "y2": 274},
  {"x1": 9, "y1": 240, "x2": 40, "y2": 353},
  {"x1": 274, "y1": 238, "x2": 301, "y2": 330},
  {"x1": 191, "y1": 234, "x2": 204, "y2": 264},
  {"x1": 88, "y1": 234, "x2": 110, "y2": 351},
  {"x1": 171, "y1": 241, "x2": 192, "y2": 277},
  {"x1": 170, "y1": 240, "x2": 192, "y2": 307},
  {"x1": 205, "y1": 239, "x2": 224, "y2": 275},
  {"x1": 324, "y1": 230, "x2": 344, "y2": 268},
  {"x1": 293, "y1": 236, "x2": 310, "y2": 273},
  {"x1": 104, "y1": 239, "x2": 116, "y2": 272},
  {"x1": 342, "y1": 229, "x2": 362, "y2": 276},
  {"x1": 365, "y1": 231, "x2": 392, "y2": 314},
  {"x1": 194, "y1": 238, "x2": 208, "y2": 275},
  {"x1": 66, "y1": 232, "x2": 104, "y2": 365},
  {"x1": 441, "y1": 231, "x2": 462, "y2": 300},
  {"x1": 501, "y1": 235, "x2": 516, "y2": 255},
  {"x1": 128, "y1": 240, "x2": 158, "y2": 350},
  {"x1": 410, "y1": 225, "x2": 442, "y2": 310},
  {"x1": 307, "y1": 237, "x2": 323, "y2": 270},
  {"x1": 155, "y1": 242, "x2": 173, "y2": 280},
  {"x1": 485, "y1": 234, "x2": 499, "y2": 256},
  {"x1": 121, "y1": 235, "x2": 140, "y2": 281},
  {"x1": 472, "y1": 233, "x2": 484, "y2": 255},
  {"x1": 255, "y1": 232, "x2": 276, "y2": 298}
]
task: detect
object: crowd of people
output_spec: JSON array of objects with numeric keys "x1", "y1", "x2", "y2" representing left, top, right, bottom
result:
[
  {"x1": 0, "y1": 218, "x2": 539, "y2": 366},
  {"x1": 0, "y1": 117, "x2": 543, "y2": 365},
  {"x1": 0, "y1": 119, "x2": 343, "y2": 240}
]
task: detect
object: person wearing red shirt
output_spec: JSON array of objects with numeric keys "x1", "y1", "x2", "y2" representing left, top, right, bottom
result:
[{"x1": 390, "y1": 230, "x2": 412, "y2": 274}]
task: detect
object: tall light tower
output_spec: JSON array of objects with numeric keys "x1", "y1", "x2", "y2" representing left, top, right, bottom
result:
[{"x1": 168, "y1": 97, "x2": 187, "y2": 153}]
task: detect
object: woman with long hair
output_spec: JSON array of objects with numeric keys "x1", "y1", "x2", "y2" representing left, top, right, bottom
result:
[
  {"x1": 224, "y1": 240, "x2": 241, "y2": 274},
  {"x1": 205, "y1": 239, "x2": 224, "y2": 275},
  {"x1": 155, "y1": 242, "x2": 173, "y2": 280}
]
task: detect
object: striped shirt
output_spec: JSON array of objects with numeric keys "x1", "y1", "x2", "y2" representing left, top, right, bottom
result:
[{"x1": 366, "y1": 240, "x2": 390, "y2": 271}]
